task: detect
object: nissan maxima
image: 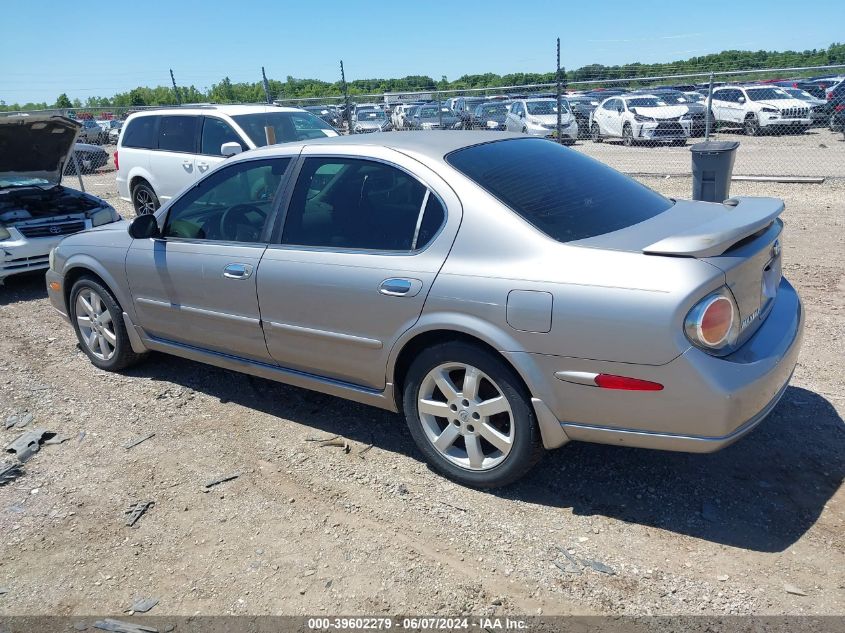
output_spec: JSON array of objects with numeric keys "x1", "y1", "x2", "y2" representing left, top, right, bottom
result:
[{"x1": 45, "y1": 133, "x2": 803, "y2": 488}]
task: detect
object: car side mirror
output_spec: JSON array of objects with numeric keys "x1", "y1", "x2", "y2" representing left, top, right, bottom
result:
[
  {"x1": 128, "y1": 213, "x2": 160, "y2": 239},
  {"x1": 738, "y1": 97, "x2": 746, "y2": 104},
  {"x1": 520, "y1": 112, "x2": 526, "y2": 118},
  {"x1": 221, "y1": 142, "x2": 242, "y2": 157}
]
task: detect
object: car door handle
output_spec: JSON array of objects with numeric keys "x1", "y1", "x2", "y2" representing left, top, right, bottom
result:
[
  {"x1": 197, "y1": 161, "x2": 209, "y2": 171},
  {"x1": 182, "y1": 161, "x2": 193, "y2": 170},
  {"x1": 223, "y1": 263, "x2": 253, "y2": 280},
  {"x1": 379, "y1": 278, "x2": 414, "y2": 296}
]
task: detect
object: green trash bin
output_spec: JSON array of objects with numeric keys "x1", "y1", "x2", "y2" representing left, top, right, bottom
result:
[{"x1": 690, "y1": 141, "x2": 739, "y2": 203}]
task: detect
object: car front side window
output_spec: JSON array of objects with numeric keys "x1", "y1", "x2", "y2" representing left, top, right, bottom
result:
[
  {"x1": 201, "y1": 117, "x2": 244, "y2": 156},
  {"x1": 280, "y1": 157, "x2": 444, "y2": 252},
  {"x1": 163, "y1": 158, "x2": 290, "y2": 243}
]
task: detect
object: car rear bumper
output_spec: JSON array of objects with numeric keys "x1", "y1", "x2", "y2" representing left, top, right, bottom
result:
[{"x1": 510, "y1": 277, "x2": 804, "y2": 452}]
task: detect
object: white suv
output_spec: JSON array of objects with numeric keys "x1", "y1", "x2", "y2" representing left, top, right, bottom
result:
[
  {"x1": 116, "y1": 105, "x2": 338, "y2": 214},
  {"x1": 590, "y1": 94, "x2": 691, "y2": 146},
  {"x1": 710, "y1": 86, "x2": 812, "y2": 136}
]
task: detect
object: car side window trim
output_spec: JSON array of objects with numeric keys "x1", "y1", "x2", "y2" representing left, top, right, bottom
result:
[
  {"x1": 269, "y1": 154, "x2": 448, "y2": 256},
  {"x1": 157, "y1": 156, "x2": 296, "y2": 246}
]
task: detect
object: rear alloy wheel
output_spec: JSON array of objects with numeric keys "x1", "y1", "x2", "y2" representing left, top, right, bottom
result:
[
  {"x1": 403, "y1": 342, "x2": 543, "y2": 488},
  {"x1": 622, "y1": 123, "x2": 634, "y2": 147},
  {"x1": 132, "y1": 181, "x2": 160, "y2": 216},
  {"x1": 744, "y1": 115, "x2": 761, "y2": 136},
  {"x1": 70, "y1": 277, "x2": 146, "y2": 371},
  {"x1": 591, "y1": 122, "x2": 603, "y2": 143}
]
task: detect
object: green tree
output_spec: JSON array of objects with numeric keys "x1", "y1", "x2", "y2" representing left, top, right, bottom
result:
[{"x1": 54, "y1": 93, "x2": 72, "y2": 108}]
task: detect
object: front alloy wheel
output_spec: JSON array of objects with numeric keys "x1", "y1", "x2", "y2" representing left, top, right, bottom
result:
[
  {"x1": 622, "y1": 123, "x2": 634, "y2": 147},
  {"x1": 75, "y1": 288, "x2": 117, "y2": 361},
  {"x1": 745, "y1": 115, "x2": 761, "y2": 136}
]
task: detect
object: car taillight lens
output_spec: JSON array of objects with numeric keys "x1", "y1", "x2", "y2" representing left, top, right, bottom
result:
[
  {"x1": 835, "y1": 104, "x2": 845, "y2": 112},
  {"x1": 685, "y1": 288, "x2": 739, "y2": 351},
  {"x1": 114, "y1": 150, "x2": 119, "y2": 171}
]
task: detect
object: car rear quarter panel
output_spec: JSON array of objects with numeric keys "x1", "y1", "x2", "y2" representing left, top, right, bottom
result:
[{"x1": 416, "y1": 166, "x2": 726, "y2": 367}]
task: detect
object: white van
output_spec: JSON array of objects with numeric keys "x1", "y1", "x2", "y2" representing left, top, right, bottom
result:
[{"x1": 116, "y1": 105, "x2": 338, "y2": 214}]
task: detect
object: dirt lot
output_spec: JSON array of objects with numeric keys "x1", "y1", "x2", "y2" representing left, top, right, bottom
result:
[{"x1": 0, "y1": 143, "x2": 843, "y2": 618}]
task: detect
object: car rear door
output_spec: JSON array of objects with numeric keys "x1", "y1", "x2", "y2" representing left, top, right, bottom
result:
[
  {"x1": 152, "y1": 115, "x2": 201, "y2": 203},
  {"x1": 126, "y1": 156, "x2": 293, "y2": 362},
  {"x1": 256, "y1": 146, "x2": 461, "y2": 390}
]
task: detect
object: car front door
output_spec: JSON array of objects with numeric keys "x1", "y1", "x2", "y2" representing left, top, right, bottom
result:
[
  {"x1": 257, "y1": 147, "x2": 460, "y2": 390},
  {"x1": 607, "y1": 99, "x2": 625, "y2": 137},
  {"x1": 197, "y1": 116, "x2": 247, "y2": 177},
  {"x1": 153, "y1": 115, "x2": 201, "y2": 203},
  {"x1": 125, "y1": 156, "x2": 293, "y2": 362}
]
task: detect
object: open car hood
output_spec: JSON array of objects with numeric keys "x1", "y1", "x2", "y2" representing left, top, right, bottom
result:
[{"x1": 0, "y1": 115, "x2": 81, "y2": 187}]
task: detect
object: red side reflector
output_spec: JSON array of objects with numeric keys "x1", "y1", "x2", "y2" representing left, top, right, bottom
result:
[
  {"x1": 594, "y1": 374, "x2": 664, "y2": 391},
  {"x1": 114, "y1": 150, "x2": 119, "y2": 171}
]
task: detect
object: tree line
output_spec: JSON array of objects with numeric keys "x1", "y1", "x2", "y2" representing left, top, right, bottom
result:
[{"x1": 2, "y1": 43, "x2": 843, "y2": 112}]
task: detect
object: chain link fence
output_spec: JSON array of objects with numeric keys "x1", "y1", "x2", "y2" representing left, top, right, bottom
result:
[{"x1": 6, "y1": 63, "x2": 843, "y2": 184}]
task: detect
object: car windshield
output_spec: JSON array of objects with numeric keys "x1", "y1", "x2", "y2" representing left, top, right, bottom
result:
[
  {"x1": 526, "y1": 101, "x2": 568, "y2": 115},
  {"x1": 684, "y1": 92, "x2": 705, "y2": 103},
  {"x1": 231, "y1": 111, "x2": 334, "y2": 145},
  {"x1": 625, "y1": 97, "x2": 665, "y2": 108},
  {"x1": 419, "y1": 107, "x2": 441, "y2": 118},
  {"x1": 653, "y1": 92, "x2": 688, "y2": 104},
  {"x1": 746, "y1": 88, "x2": 791, "y2": 101},
  {"x1": 477, "y1": 103, "x2": 508, "y2": 116},
  {"x1": 464, "y1": 99, "x2": 485, "y2": 109},
  {"x1": 447, "y1": 138, "x2": 672, "y2": 243},
  {"x1": 358, "y1": 110, "x2": 386, "y2": 120},
  {"x1": 785, "y1": 89, "x2": 813, "y2": 100}
]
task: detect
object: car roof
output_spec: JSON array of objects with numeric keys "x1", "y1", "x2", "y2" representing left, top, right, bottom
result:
[
  {"x1": 127, "y1": 104, "x2": 304, "y2": 118},
  {"x1": 243, "y1": 130, "x2": 527, "y2": 161}
]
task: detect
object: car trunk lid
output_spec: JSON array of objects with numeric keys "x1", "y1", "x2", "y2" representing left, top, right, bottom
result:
[{"x1": 573, "y1": 196, "x2": 785, "y2": 344}]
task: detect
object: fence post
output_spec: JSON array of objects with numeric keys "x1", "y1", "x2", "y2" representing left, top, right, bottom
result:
[
  {"x1": 261, "y1": 67, "x2": 272, "y2": 104},
  {"x1": 438, "y1": 92, "x2": 443, "y2": 129},
  {"x1": 340, "y1": 60, "x2": 353, "y2": 135},
  {"x1": 556, "y1": 37, "x2": 562, "y2": 144},
  {"x1": 170, "y1": 69, "x2": 181, "y2": 106},
  {"x1": 705, "y1": 71, "x2": 714, "y2": 140}
]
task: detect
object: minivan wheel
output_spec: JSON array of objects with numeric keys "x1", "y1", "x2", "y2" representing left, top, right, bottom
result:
[
  {"x1": 132, "y1": 181, "x2": 160, "y2": 216},
  {"x1": 70, "y1": 277, "x2": 146, "y2": 371},
  {"x1": 402, "y1": 342, "x2": 543, "y2": 488},
  {"x1": 591, "y1": 122, "x2": 603, "y2": 143}
]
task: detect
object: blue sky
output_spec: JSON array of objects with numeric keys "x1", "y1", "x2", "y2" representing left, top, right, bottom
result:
[{"x1": 1, "y1": 0, "x2": 842, "y2": 104}]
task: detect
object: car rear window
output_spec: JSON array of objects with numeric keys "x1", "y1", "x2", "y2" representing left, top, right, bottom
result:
[
  {"x1": 446, "y1": 138, "x2": 673, "y2": 243},
  {"x1": 121, "y1": 116, "x2": 158, "y2": 149}
]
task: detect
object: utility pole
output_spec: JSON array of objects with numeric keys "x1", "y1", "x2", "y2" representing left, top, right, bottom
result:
[
  {"x1": 340, "y1": 60, "x2": 352, "y2": 134},
  {"x1": 556, "y1": 38, "x2": 562, "y2": 144},
  {"x1": 170, "y1": 69, "x2": 181, "y2": 105},
  {"x1": 261, "y1": 66, "x2": 272, "y2": 104}
]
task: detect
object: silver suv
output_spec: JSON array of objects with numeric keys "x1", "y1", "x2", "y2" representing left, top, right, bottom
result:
[{"x1": 47, "y1": 133, "x2": 803, "y2": 488}]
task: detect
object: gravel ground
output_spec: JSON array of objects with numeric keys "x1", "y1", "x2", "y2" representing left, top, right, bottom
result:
[{"x1": 0, "y1": 150, "x2": 843, "y2": 618}]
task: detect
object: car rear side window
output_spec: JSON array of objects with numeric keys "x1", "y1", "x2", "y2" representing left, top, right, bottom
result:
[
  {"x1": 121, "y1": 116, "x2": 158, "y2": 149},
  {"x1": 446, "y1": 138, "x2": 672, "y2": 243},
  {"x1": 158, "y1": 116, "x2": 199, "y2": 153},
  {"x1": 281, "y1": 158, "x2": 441, "y2": 251}
]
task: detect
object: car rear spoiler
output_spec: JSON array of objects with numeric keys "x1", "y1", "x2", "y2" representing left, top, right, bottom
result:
[{"x1": 643, "y1": 197, "x2": 784, "y2": 257}]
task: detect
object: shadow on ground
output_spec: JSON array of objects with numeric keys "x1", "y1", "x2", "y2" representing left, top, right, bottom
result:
[
  {"x1": 0, "y1": 272, "x2": 48, "y2": 306},
  {"x1": 123, "y1": 350, "x2": 843, "y2": 554}
]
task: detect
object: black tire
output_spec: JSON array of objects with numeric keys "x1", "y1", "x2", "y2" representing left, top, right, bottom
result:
[
  {"x1": 591, "y1": 122, "x2": 603, "y2": 143},
  {"x1": 622, "y1": 123, "x2": 634, "y2": 147},
  {"x1": 744, "y1": 114, "x2": 761, "y2": 136},
  {"x1": 830, "y1": 113, "x2": 838, "y2": 132},
  {"x1": 132, "y1": 180, "x2": 160, "y2": 216},
  {"x1": 402, "y1": 342, "x2": 544, "y2": 488},
  {"x1": 69, "y1": 276, "x2": 146, "y2": 372}
]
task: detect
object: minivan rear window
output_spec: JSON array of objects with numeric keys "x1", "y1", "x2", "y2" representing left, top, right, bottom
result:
[
  {"x1": 446, "y1": 138, "x2": 673, "y2": 243},
  {"x1": 121, "y1": 116, "x2": 158, "y2": 149}
]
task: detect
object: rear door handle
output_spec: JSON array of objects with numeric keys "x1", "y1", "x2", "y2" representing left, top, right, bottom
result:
[
  {"x1": 182, "y1": 161, "x2": 193, "y2": 170},
  {"x1": 379, "y1": 278, "x2": 421, "y2": 297},
  {"x1": 223, "y1": 263, "x2": 253, "y2": 280},
  {"x1": 197, "y1": 161, "x2": 209, "y2": 172}
]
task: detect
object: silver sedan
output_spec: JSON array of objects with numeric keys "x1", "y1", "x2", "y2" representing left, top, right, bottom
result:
[{"x1": 46, "y1": 132, "x2": 803, "y2": 488}]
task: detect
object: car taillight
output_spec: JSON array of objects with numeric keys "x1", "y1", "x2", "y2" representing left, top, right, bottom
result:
[
  {"x1": 114, "y1": 150, "x2": 119, "y2": 171},
  {"x1": 835, "y1": 104, "x2": 845, "y2": 112},
  {"x1": 684, "y1": 288, "x2": 739, "y2": 352}
]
